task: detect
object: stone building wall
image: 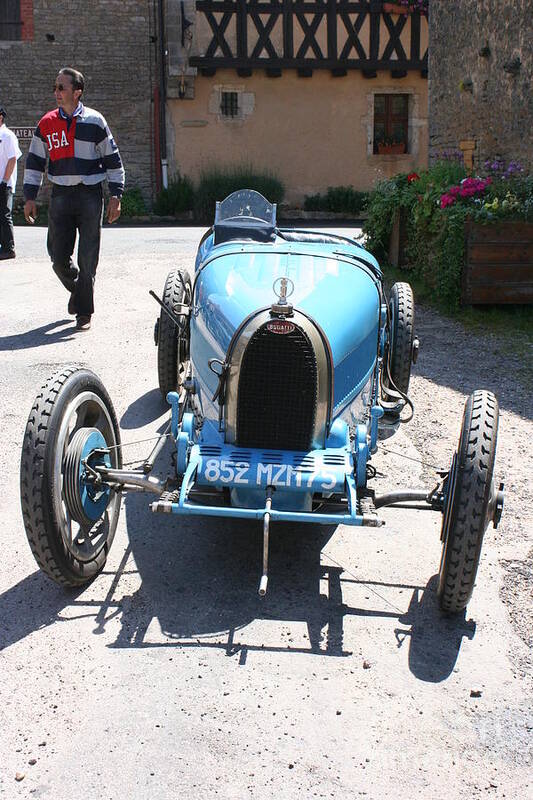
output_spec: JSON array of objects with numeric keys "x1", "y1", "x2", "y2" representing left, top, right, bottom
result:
[
  {"x1": 1, "y1": 0, "x2": 157, "y2": 202},
  {"x1": 429, "y1": 0, "x2": 532, "y2": 170}
]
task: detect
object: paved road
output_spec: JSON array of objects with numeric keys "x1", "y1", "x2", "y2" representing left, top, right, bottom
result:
[{"x1": 1, "y1": 225, "x2": 531, "y2": 800}]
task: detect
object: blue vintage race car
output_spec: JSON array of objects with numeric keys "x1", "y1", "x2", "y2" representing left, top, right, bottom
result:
[{"x1": 20, "y1": 191, "x2": 504, "y2": 613}]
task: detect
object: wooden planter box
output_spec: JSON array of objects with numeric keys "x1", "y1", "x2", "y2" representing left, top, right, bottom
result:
[{"x1": 462, "y1": 221, "x2": 533, "y2": 304}]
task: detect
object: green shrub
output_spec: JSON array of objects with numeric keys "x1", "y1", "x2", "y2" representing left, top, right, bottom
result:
[
  {"x1": 194, "y1": 165, "x2": 284, "y2": 223},
  {"x1": 120, "y1": 187, "x2": 147, "y2": 217},
  {"x1": 304, "y1": 186, "x2": 368, "y2": 215},
  {"x1": 153, "y1": 174, "x2": 194, "y2": 215},
  {"x1": 363, "y1": 175, "x2": 407, "y2": 258},
  {"x1": 364, "y1": 160, "x2": 532, "y2": 309}
]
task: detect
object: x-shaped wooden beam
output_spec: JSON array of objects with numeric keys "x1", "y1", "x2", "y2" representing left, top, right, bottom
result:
[
  {"x1": 339, "y1": 11, "x2": 368, "y2": 61},
  {"x1": 204, "y1": 10, "x2": 234, "y2": 58},
  {"x1": 381, "y1": 12, "x2": 408, "y2": 62},
  {"x1": 295, "y1": 12, "x2": 325, "y2": 60},
  {"x1": 250, "y1": 11, "x2": 282, "y2": 59}
]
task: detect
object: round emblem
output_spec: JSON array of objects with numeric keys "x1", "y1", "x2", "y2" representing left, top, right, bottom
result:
[{"x1": 267, "y1": 320, "x2": 295, "y2": 335}]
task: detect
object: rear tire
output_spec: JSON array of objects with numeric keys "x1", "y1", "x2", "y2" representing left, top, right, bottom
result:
[
  {"x1": 157, "y1": 269, "x2": 191, "y2": 399},
  {"x1": 438, "y1": 390, "x2": 499, "y2": 613},
  {"x1": 387, "y1": 282, "x2": 415, "y2": 395},
  {"x1": 20, "y1": 367, "x2": 122, "y2": 587}
]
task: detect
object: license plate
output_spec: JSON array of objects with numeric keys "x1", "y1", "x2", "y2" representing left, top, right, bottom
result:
[{"x1": 199, "y1": 457, "x2": 343, "y2": 492}]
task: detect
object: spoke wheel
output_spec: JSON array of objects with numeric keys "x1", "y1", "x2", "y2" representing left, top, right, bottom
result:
[{"x1": 20, "y1": 367, "x2": 122, "y2": 586}]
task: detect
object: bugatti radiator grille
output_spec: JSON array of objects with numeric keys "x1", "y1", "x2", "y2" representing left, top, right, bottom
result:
[{"x1": 236, "y1": 323, "x2": 318, "y2": 450}]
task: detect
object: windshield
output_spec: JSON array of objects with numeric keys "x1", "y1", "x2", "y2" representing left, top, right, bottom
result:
[{"x1": 216, "y1": 190, "x2": 275, "y2": 224}]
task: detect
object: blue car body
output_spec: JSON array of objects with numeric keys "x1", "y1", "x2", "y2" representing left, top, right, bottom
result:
[{"x1": 157, "y1": 191, "x2": 391, "y2": 529}]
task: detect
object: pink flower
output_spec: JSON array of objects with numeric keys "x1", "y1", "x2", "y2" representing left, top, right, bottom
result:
[
  {"x1": 442, "y1": 177, "x2": 491, "y2": 205},
  {"x1": 440, "y1": 194, "x2": 456, "y2": 208}
]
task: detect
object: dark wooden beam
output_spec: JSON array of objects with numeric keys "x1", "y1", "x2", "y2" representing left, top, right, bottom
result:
[
  {"x1": 283, "y1": 0, "x2": 294, "y2": 59},
  {"x1": 249, "y1": 9, "x2": 280, "y2": 59},
  {"x1": 190, "y1": 57, "x2": 427, "y2": 71},
  {"x1": 339, "y1": 10, "x2": 367, "y2": 61},
  {"x1": 236, "y1": 0, "x2": 247, "y2": 60},
  {"x1": 381, "y1": 13, "x2": 407, "y2": 62},
  {"x1": 190, "y1": 3, "x2": 428, "y2": 74},
  {"x1": 204, "y1": 10, "x2": 233, "y2": 58},
  {"x1": 410, "y1": 11, "x2": 421, "y2": 62}
]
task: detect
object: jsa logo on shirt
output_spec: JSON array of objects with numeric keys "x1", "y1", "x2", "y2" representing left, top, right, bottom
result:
[{"x1": 46, "y1": 130, "x2": 69, "y2": 150}]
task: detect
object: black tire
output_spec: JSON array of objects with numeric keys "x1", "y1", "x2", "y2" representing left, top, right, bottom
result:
[
  {"x1": 438, "y1": 390, "x2": 499, "y2": 614},
  {"x1": 387, "y1": 282, "x2": 415, "y2": 395},
  {"x1": 157, "y1": 269, "x2": 191, "y2": 399},
  {"x1": 20, "y1": 367, "x2": 122, "y2": 587}
]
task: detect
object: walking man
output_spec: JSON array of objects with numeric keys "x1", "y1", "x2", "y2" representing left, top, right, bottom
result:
[
  {"x1": 0, "y1": 106, "x2": 22, "y2": 260},
  {"x1": 23, "y1": 68, "x2": 125, "y2": 330}
]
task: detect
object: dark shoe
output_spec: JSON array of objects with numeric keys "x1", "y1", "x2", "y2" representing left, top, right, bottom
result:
[
  {"x1": 0, "y1": 250, "x2": 16, "y2": 260},
  {"x1": 76, "y1": 315, "x2": 91, "y2": 331},
  {"x1": 68, "y1": 293, "x2": 76, "y2": 315}
]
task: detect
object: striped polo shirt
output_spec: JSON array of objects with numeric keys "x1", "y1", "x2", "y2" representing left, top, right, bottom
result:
[{"x1": 23, "y1": 102, "x2": 125, "y2": 200}]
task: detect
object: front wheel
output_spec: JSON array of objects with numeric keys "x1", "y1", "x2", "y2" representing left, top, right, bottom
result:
[
  {"x1": 156, "y1": 269, "x2": 191, "y2": 400},
  {"x1": 20, "y1": 367, "x2": 122, "y2": 587},
  {"x1": 386, "y1": 281, "x2": 416, "y2": 396},
  {"x1": 438, "y1": 390, "x2": 500, "y2": 614}
]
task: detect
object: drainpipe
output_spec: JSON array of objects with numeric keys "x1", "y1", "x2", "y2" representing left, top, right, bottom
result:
[
  {"x1": 153, "y1": 86, "x2": 162, "y2": 193},
  {"x1": 157, "y1": 0, "x2": 168, "y2": 189}
]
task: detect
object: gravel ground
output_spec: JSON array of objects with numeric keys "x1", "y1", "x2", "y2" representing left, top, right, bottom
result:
[
  {"x1": 0, "y1": 225, "x2": 531, "y2": 800},
  {"x1": 410, "y1": 305, "x2": 533, "y2": 672}
]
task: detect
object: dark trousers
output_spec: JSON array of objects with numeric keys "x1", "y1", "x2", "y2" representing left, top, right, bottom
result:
[
  {"x1": 0, "y1": 185, "x2": 15, "y2": 253},
  {"x1": 47, "y1": 183, "x2": 104, "y2": 316}
]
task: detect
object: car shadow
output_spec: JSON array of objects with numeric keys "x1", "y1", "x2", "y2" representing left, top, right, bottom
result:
[
  {"x1": 0, "y1": 319, "x2": 76, "y2": 350},
  {"x1": 394, "y1": 575, "x2": 476, "y2": 682},
  {"x1": 2, "y1": 504, "x2": 474, "y2": 681},
  {"x1": 0, "y1": 572, "x2": 86, "y2": 652},
  {"x1": 120, "y1": 388, "x2": 168, "y2": 429},
  {"x1": 114, "y1": 489, "x2": 346, "y2": 657},
  {"x1": 107, "y1": 487, "x2": 473, "y2": 676}
]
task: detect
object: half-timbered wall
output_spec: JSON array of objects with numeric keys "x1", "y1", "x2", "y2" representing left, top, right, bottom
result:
[
  {"x1": 166, "y1": 2, "x2": 428, "y2": 202},
  {"x1": 190, "y1": 0, "x2": 427, "y2": 74}
]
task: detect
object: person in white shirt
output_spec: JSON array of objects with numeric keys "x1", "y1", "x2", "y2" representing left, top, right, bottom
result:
[{"x1": 0, "y1": 106, "x2": 22, "y2": 260}]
